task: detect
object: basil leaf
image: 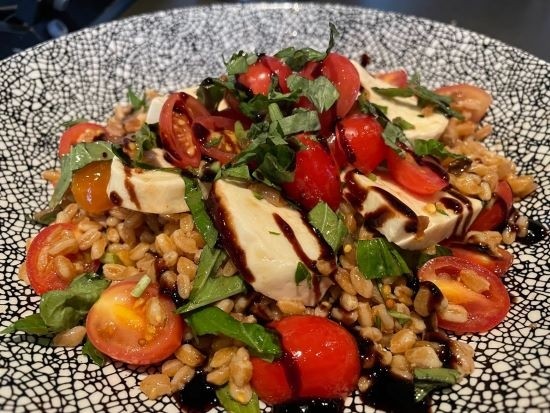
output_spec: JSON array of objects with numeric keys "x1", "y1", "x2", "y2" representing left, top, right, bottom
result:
[
  {"x1": 178, "y1": 276, "x2": 246, "y2": 313},
  {"x1": 387, "y1": 310, "x2": 411, "y2": 324},
  {"x1": 225, "y1": 51, "x2": 258, "y2": 75},
  {"x1": 0, "y1": 313, "x2": 50, "y2": 335},
  {"x1": 412, "y1": 139, "x2": 464, "y2": 160},
  {"x1": 413, "y1": 368, "x2": 460, "y2": 402},
  {"x1": 393, "y1": 117, "x2": 415, "y2": 130},
  {"x1": 49, "y1": 142, "x2": 115, "y2": 208},
  {"x1": 239, "y1": 90, "x2": 299, "y2": 120},
  {"x1": 127, "y1": 87, "x2": 145, "y2": 110},
  {"x1": 134, "y1": 124, "x2": 158, "y2": 161},
  {"x1": 40, "y1": 273, "x2": 110, "y2": 332},
  {"x1": 253, "y1": 148, "x2": 295, "y2": 187},
  {"x1": 221, "y1": 164, "x2": 251, "y2": 182},
  {"x1": 356, "y1": 238, "x2": 411, "y2": 279},
  {"x1": 216, "y1": 385, "x2": 260, "y2": 413},
  {"x1": 61, "y1": 118, "x2": 88, "y2": 129},
  {"x1": 272, "y1": 110, "x2": 320, "y2": 136},
  {"x1": 185, "y1": 307, "x2": 281, "y2": 361},
  {"x1": 308, "y1": 202, "x2": 347, "y2": 252},
  {"x1": 182, "y1": 176, "x2": 218, "y2": 249},
  {"x1": 408, "y1": 74, "x2": 464, "y2": 120},
  {"x1": 185, "y1": 246, "x2": 226, "y2": 302},
  {"x1": 268, "y1": 103, "x2": 284, "y2": 122},
  {"x1": 372, "y1": 87, "x2": 414, "y2": 98},
  {"x1": 294, "y1": 262, "x2": 311, "y2": 286},
  {"x1": 287, "y1": 74, "x2": 339, "y2": 113},
  {"x1": 33, "y1": 204, "x2": 64, "y2": 225},
  {"x1": 82, "y1": 339, "x2": 106, "y2": 366},
  {"x1": 382, "y1": 122, "x2": 409, "y2": 155},
  {"x1": 197, "y1": 77, "x2": 226, "y2": 112}
]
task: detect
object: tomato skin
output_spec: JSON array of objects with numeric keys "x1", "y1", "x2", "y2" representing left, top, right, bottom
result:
[
  {"x1": 336, "y1": 114, "x2": 385, "y2": 174},
  {"x1": 70, "y1": 161, "x2": 113, "y2": 214},
  {"x1": 446, "y1": 242, "x2": 513, "y2": 277},
  {"x1": 26, "y1": 223, "x2": 96, "y2": 295},
  {"x1": 250, "y1": 315, "x2": 360, "y2": 404},
  {"x1": 435, "y1": 84, "x2": 492, "y2": 122},
  {"x1": 418, "y1": 256, "x2": 510, "y2": 333},
  {"x1": 321, "y1": 53, "x2": 360, "y2": 118},
  {"x1": 469, "y1": 181, "x2": 513, "y2": 231},
  {"x1": 385, "y1": 147, "x2": 448, "y2": 195},
  {"x1": 375, "y1": 70, "x2": 408, "y2": 87},
  {"x1": 193, "y1": 116, "x2": 239, "y2": 164},
  {"x1": 261, "y1": 55, "x2": 292, "y2": 93},
  {"x1": 159, "y1": 92, "x2": 209, "y2": 169},
  {"x1": 281, "y1": 136, "x2": 341, "y2": 210},
  {"x1": 86, "y1": 279, "x2": 184, "y2": 365},
  {"x1": 238, "y1": 61, "x2": 272, "y2": 96},
  {"x1": 295, "y1": 96, "x2": 336, "y2": 138},
  {"x1": 326, "y1": 133, "x2": 347, "y2": 169},
  {"x1": 59, "y1": 122, "x2": 106, "y2": 156},
  {"x1": 299, "y1": 61, "x2": 321, "y2": 80}
]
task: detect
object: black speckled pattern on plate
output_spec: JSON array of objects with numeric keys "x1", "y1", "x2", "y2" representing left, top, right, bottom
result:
[{"x1": 0, "y1": 3, "x2": 549, "y2": 413}]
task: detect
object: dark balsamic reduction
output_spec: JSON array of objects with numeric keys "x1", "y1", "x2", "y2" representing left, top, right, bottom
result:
[
  {"x1": 419, "y1": 281, "x2": 445, "y2": 314},
  {"x1": 414, "y1": 155, "x2": 449, "y2": 184},
  {"x1": 273, "y1": 399, "x2": 344, "y2": 413},
  {"x1": 273, "y1": 214, "x2": 317, "y2": 271},
  {"x1": 360, "y1": 53, "x2": 371, "y2": 67},
  {"x1": 109, "y1": 191, "x2": 122, "y2": 206},
  {"x1": 174, "y1": 371, "x2": 217, "y2": 413},
  {"x1": 337, "y1": 124, "x2": 356, "y2": 163},
  {"x1": 369, "y1": 186, "x2": 419, "y2": 234},
  {"x1": 517, "y1": 219, "x2": 548, "y2": 245},
  {"x1": 123, "y1": 165, "x2": 142, "y2": 209}
]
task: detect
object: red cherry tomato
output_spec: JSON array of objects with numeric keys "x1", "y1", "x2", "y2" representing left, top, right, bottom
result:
[
  {"x1": 326, "y1": 133, "x2": 347, "y2": 169},
  {"x1": 26, "y1": 223, "x2": 97, "y2": 295},
  {"x1": 193, "y1": 116, "x2": 239, "y2": 164},
  {"x1": 299, "y1": 61, "x2": 321, "y2": 80},
  {"x1": 250, "y1": 315, "x2": 360, "y2": 404},
  {"x1": 435, "y1": 84, "x2": 492, "y2": 122},
  {"x1": 70, "y1": 161, "x2": 113, "y2": 214},
  {"x1": 445, "y1": 242, "x2": 513, "y2": 277},
  {"x1": 295, "y1": 96, "x2": 336, "y2": 138},
  {"x1": 385, "y1": 147, "x2": 448, "y2": 195},
  {"x1": 159, "y1": 92, "x2": 209, "y2": 169},
  {"x1": 281, "y1": 135, "x2": 341, "y2": 210},
  {"x1": 261, "y1": 55, "x2": 292, "y2": 93},
  {"x1": 418, "y1": 256, "x2": 510, "y2": 333},
  {"x1": 215, "y1": 108, "x2": 252, "y2": 129},
  {"x1": 86, "y1": 278, "x2": 184, "y2": 365},
  {"x1": 336, "y1": 114, "x2": 385, "y2": 174},
  {"x1": 58, "y1": 122, "x2": 107, "y2": 156},
  {"x1": 238, "y1": 61, "x2": 272, "y2": 95},
  {"x1": 375, "y1": 70, "x2": 408, "y2": 87},
  {"x1": 469, "y1": 180, "x2": 513, "y2": 231},
  {"x1": 321, "y1": 53, "x2": 360, "y2": 118}
]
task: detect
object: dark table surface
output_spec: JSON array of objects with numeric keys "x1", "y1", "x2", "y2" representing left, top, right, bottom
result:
[{"x1": 123, "y1": 0, "x2": 550, "y2": 62}]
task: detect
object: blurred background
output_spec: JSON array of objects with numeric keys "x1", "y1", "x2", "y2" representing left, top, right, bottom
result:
[{"x1": 1, "y1": 0, "x2": 549, "y2": 61}]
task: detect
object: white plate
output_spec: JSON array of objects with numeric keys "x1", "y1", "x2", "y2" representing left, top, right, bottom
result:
[{"x1": 0, "y1": 3, "x2": 548, "y2": 412}]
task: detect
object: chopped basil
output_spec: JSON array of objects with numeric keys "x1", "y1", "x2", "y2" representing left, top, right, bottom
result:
[
  {"x1": 268, "y1": 103, "x2": 284, "y2": 122},
  {"x1": 414, "y1": 368, "x2": 461, "y2": 402},
  {"x1": 382, "y1": 122, "x2": 409, "y2": 155},
  {"x1": 82, "y1": 339, "x2": 106, "y2": 366},
  {"x1": 356, "y1": 238, "x2": 411, "y2": 279},
  {"x1": 127, "y1": 87, "x2": 146, "y2": 110},
  {"x1": 197, "y1": 77, "x2": 226, "y2": 112},
  {"x1": 130, "y1": 275, "x2": 151, "y2": 298},
  {"x1": 393, "y1": 116, "x2": 415, "y2": 130},
  {"x1": 49, "y1": 142, "x2": 115, "y2": 208},
  {"x1": 186, "y1": 246, "x2": 226, "y2": 298},
  {"x1": 234, "y1": 121, "x2": 248, "y2": 146},
  {"x1": 436, "y1": 206, "x2": 449, "y2": 216},
  {"x1": 216, "y1": 385, "x2": 260, "y2": 413},
  {"x1": 60, "y1": 118, "x2": 88, "y2": 129},
  {"x1": 308, "y1": 202, "x2": 347, "y2": 252},
  {"x1": 32, "y1": 204, "x2": 64, "y2": 225},
  {"x1": 271, "y1": 109, "x2": 320, "y2": 136},
  {"x1": 239, "y1": 90, "x2": 299, "y2": 120},
  {"x1": 178, "y1": 276, "x2": 246, "y2": 313},
  {"x1": 185, "y1": 306, "x2": 281, "y2": 361},
  {"x1": 0, "y1": 313, "x2": 49, "y2": 335},
  {"x1": 371, "y1": 87, "x2": 414, "y2": 98},
  {"x1": 134, "y1": 123, "x2": 157, "y2": 161},
  {"x1": 286, "y1": 74, "x2": 339, "y2": 113},
  {"x1": 225, "y1": 51, "x2": 258, "y2": 75},
  {"x1": 204, "y1": 136, "x2": 222, "y2": 148},
  {"x1": 182, "y1": 176, "x2": 218, "y2": 249},
  {"x1": 100, "y1": 252, "x2": 122, "y2": 265},
  {"x1": 387, "y1": 309, "x2": 411, "y2": 324},
  {"x1": 221, "y1": 164, "x2": 251, "y2": 182},
  {"x1": 412, "y1": 139, "x2": 465, "y2": 160},
  {"x1": 294, "y1": 262, "x2": 311, "y2": 286},
  {"x1": 269, "y1": 231, "x2": 280, "y2": 235}
]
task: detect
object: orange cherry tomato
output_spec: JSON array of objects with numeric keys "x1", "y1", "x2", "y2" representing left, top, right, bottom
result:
[
  {"x1": 86, "y1": 278, "x2": 185, "y2": 365},
  {"x1": 26, "y1": 223, "x2": 97, "y2": 294},
  {"x1": 58, "y1": 122, "x2": 107, "y2": 156},
  {"x1": 250, "y1": 315, "x2": 360, "y2": 405},
  {"x1": 418, "y1": 256, "x2": 510, "y2": 333},
  {"x1": 70, "y1": 161, "x2": 113, "y2": 214},
  {"x1": 435, "y1": 84, "x2": 492, "y2": 122},
  {"x1": 375, "y1": 69, "x2": 408, "y2": 87}
]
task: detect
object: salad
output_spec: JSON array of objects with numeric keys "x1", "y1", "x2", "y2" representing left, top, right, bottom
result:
[{"x1": 2, "y1": 26, "x2": 545, "y2": 412}]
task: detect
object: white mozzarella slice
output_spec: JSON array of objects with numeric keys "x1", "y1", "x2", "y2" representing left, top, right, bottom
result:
[
  {"x1": 211, "y1": 180, "x2": 335, "y2": 306},
  {"x1": 351, "y1": 61, "x2": 449, "y2": 141},
  {"x1": 342, "y1": 170, "x2": 482, "y2": 250},
  {"x1": 107, "y1": 157, "x2": 189, "y2": 214}
]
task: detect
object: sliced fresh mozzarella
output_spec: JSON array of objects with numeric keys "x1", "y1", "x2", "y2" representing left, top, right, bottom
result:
[
  {"x1": 342, "y1": 170, "x2": 482, "y2": 250},
  {"x1": 351, "y1": 61, "x2": 449, "y2": 141},
  {"x1": 107, "y1": 157, "x2": 188, "y2": 214},
  {"x1": 210, "y1": 179, "x2": 335, "y2": 306}
]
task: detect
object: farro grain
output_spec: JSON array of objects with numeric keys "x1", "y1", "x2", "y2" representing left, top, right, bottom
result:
[
  {"x1": 52, "y1": 326, "x2": 87, "y2": 347},
  {"x1": 350, "y1": 267, "x2": 373, "y2": 298},
  {"x1": 215, "y1": 299, "x2": 235, "y2": 313},
  {"x1": 450, "y1": 341, "x2": 475, "y2": 375},
  {"x1": 229, "y1": 348, "x2": 252, "y2": 387},
  {"x1": 177, "y1": 273, "x2": 192, "y2": 299},
  {"x1": 210, "y1": 347, "x2": 237, "y2": 369},
  {"x1": 18, "y1": 263, "x2": 29, "y2": 284},
  {"x1": 140, "y1": 374, "x2": 171, "y2": 400},
  {"x1": 460, "y1": 269, "x2": 490, "y2": 293},
  {"x1": 130, "y1": 242, "x2": 151, "y2": 261},
  {"x1": 438, "y1": 304, "x2": 469, "y2": 323},
  {"x1": 170, "y1": 365, "x2": 195, "y2": 392},
  {"x1": 276, "y1": 300, "x2": 306, "y2": 315},
  {"x1": 229, "y1": 381, "x2": 253, "y2": 405},
  {"x1": 54, "y1": 255, "x2": 76, "y2": 281},
  {"x1": 335, "y1": 268, "x2": 356, "y2": 295},
  {"x1": 146, "y1": 297, "x2": 167, "y2": 327},
  {"x1": 389, "y1": 329, "x2": 417, "y2": 354},
  {"x1": 103, "y1": 263, "x2": 128, "y2": 281},
  {"x1": 357, "y1": 302, "x2": 373, "y2": 327},
  {"x1": 390, "y1": 355, "x2": 412, "y2": 380},
  {"x1": 206, "y1": 365, "x2": 230, "y2": 386},
  {"x1": 90, "y1": 236, "x2": 107, "y2": 260},
  {"x1": 175, "y1": 344, "x2": 205, "y2": 368},
  {"x1": 78, "y1": 229, "x2": 102, "y2": 251},
  {"x1": 405, "y1": 346, "x2": 442, "y2": 369},
  {"x1": 340, "y1": 292, "x2": 359, "y2": 312},
  {"x1": 161, "y1": 359, "x2": 184, "y2": 377}
]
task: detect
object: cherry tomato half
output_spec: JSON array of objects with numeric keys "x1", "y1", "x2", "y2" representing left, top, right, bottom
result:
[
  {"x1": 261, "y1": 55, "x2": 292, "y2": 93},
  {"x1": 250, "y1": 315, "x2": 360, "y2": 404},
  {"x1": 281, "y1": 135, "x2": 342, "y2": 210},
  {"x1": 58, "y1": 122, "x2": 107, "y2": 157},
  {"x1": 159, "y1": 92, "x2": 210, "y2": 169},
  {"x1": 418, "y1": 256, "x2": 510, "y2": 333},
  {"x1": 445, "y1": 241, "x2": 513, "y2": 277},
  {"x1": 193, "y1": 116, "x2": 239, "y2": 164},
  {"x1": 321, "y1": 53, "x2": 360, "y2": 118},
  {"x1": 238, "y1": 61, "x2": 272, "y2": 96},
  {"x1": 26, "y1": 223, "x2": 97, "y2": 295},
  {"x1": 86, "y1": 278, "x2": 184, "y2": 365},
  {"x1": 385, "y1": 147, "x2": 448, "y2": 196},
  {"x1": 375, "y1": 69, "x2": 408, "y2": 87},
  {"x1": 469, "y1": 181, "x2": 513, "y2": 231},
  {"x1": 435, "y1": 84, "x2": 492, "y2": 122},
  {"x1": 336, "y1": 114, "x2": 385, "y2": 174},
  {"x1": 295, "y1": 96, "x2": 337, "y2": 138},
  {"x1": 70, "y1": 161, "x2": 113, "y2": 214}
]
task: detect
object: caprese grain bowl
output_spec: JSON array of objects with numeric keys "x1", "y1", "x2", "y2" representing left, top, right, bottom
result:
[{"x1": 3, "y1": 26, "x2": 546, "y2": 413}]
